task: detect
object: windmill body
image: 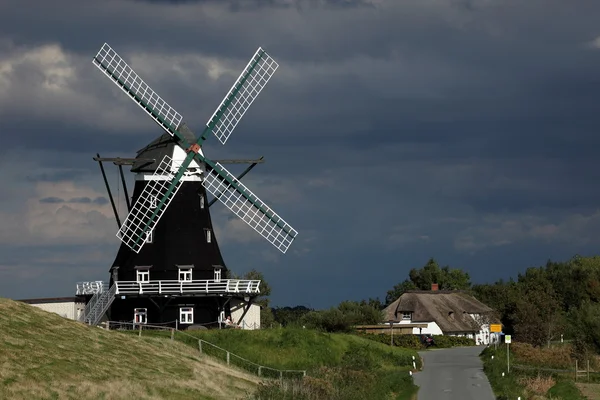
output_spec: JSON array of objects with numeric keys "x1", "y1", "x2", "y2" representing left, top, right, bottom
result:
[
  {"x1": 107, "y1": 132, "x2": 230, "y2": 326},
  {"x1": 75, "y1": 43, "x2": 298, "y2": 328}
]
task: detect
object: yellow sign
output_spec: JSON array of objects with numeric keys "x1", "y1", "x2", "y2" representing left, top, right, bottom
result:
[{"x1": 490, "y1": 324, "x2": 502, "y2": 333}]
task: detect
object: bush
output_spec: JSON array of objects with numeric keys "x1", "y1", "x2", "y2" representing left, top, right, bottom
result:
[
  {"x1": 509, "y1": 342, "x2": 573, "y2": 369},
  {"x1": 431, "y1": 335, "x2": 476, "y2": 348},
  {"x1": 355, "y1": 333, "x2": 475, "y2": 350}
]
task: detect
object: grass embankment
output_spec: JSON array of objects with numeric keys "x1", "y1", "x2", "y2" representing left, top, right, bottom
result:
[
  {"x1": 140, "y1": 327, "x2": 421, "y2": 400},
  {"x1": 481, "y1": 343, "x2": 587, "y2": 400},
  {"x1": 0, "y1": 298, "x2": 260, "y2": 400}
]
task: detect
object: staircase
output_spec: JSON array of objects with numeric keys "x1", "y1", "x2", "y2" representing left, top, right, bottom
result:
[{"x1": 81, "y1": 284, "x2": 117, "y2": 326}]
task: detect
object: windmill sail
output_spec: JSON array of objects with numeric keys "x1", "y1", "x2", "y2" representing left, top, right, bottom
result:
[
  {"x1": 116, "y1": 155, "x2": 184, "y2": 253},
  {"x1": 203, "y1": 162, "x2": 298, "y2": 253},
  {"x1": 93, "y1": 43, "x2": 183, "y2": 136},
  {"x1": 207, "y1": 48, "x2": 278, "y2": 145}
]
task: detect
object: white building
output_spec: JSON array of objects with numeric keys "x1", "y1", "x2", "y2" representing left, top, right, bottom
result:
[
  {"x1": 19, "y1": 297, "x2": 86, "y2": 321},
  {"x1": 382, "y1": 285, "x2": 499, "y2": 345}
]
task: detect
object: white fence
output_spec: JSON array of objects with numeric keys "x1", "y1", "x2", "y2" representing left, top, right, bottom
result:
[{"x1": 105, "y1": 321, "x2": 306, "y2": 380}]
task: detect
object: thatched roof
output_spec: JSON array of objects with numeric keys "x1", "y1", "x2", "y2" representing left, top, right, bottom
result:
[{"x1": 383, "y1": 290, "x2": 497, "y2": 334}]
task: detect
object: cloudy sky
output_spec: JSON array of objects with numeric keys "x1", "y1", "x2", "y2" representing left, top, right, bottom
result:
[{"x1": 1, "y1": 0, "x2": 599, "y2": 308}]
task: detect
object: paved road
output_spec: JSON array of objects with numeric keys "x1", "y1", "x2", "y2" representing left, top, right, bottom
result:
[{"x1": 413, "y1": 346, "x2": 496, "y2": 400}]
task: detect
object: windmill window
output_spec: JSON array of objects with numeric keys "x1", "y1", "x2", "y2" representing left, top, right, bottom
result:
[
  {"x1": 214, "y1": 268, "x2": 222, "y2": 282},
  {"x1": 205, "y1": 229, "x2": 212, "y2": 243},
  {"x1": 180, "y1": 307, "x2": 194, "y2": 324},
  {"x1": 199, "y1": 194, "x2": 205, "y2": 209},
  {"x1": 134, "y1": 308, "x2": 147, "y2": 324},
  {"x1": 402, "y1": 312, "x2": 411, "y2": 320},
  {"x1": 136, "y1": 269, "x2": 150, "y2": 283},
  {"x1": 145, "y1": 229, "x2": 153, "y2": 244},
  {"x1": 179, "y1": 268, "x2": 192, "y2": 282}
]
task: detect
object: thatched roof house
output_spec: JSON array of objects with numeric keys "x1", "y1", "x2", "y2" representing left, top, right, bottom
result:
[{"x1": 383, "y1": 288, "x2": 497, "y2": 335}]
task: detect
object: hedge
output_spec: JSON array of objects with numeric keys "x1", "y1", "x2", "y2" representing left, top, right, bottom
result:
[{"x1": 355, "y1": 333, "x2": 476, "y2": 349}]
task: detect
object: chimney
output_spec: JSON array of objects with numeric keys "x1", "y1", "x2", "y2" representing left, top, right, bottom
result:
[{"x1": 431, "y1": 283, "x2": 439, "y2": 291}]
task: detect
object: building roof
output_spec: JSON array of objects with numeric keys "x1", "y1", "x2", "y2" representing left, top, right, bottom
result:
[
  {"x1": 383, "y1": 290, "x2": 496, "y2": 333},
  {"x1": 18, "y1": 297, "x2": 85, "y2": 304},
  {"x1": 131, "y1": 124, "x2": 197, "y2": 173}
]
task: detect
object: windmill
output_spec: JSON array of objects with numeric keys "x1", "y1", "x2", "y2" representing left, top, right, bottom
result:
[
  {"x1": 76, "y1": 43, "x2": 298, "y2": 328},
  {"x1": 93, "y1": 43, "x2": 298, "y2": 254}
]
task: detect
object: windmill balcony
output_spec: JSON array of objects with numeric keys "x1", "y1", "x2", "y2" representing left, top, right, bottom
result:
[{"x1": 114, "y1": 279, "x2": 261, "y2": 296}]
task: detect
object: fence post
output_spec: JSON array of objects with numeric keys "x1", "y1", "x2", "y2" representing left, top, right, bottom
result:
[
  {"x1": 171, "y1": 328, "x2": 174, "y2": 341},
  {"x1": 227, "y1": 352, "x2": 230, "y2": 365},
  {"x1": 576, "y1": 360, "x2": 578, "y2": 382},
  {"x1": 198, "y1": 340, "x2": 202, "y2": 354},
  {"x1": 588, "y1": 360, "x2": 590, "y2": 382},
  {"x1": 303, "y1": 370, "x2": 306, "y2": 378},
  {"x1": 139, "y1": 324, "x2": 142, "y2": 337},
  {"x1": 258, "y1": 366, "x2": 262, "y2": 377}
]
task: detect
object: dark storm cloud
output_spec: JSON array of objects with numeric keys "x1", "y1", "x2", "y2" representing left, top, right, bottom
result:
[
  {"x1": 39, "y1": 197, "x2": 65, "y2": 204},
  {"x1": 1, "y1": 0, "x2": 600, "y2": 307}
]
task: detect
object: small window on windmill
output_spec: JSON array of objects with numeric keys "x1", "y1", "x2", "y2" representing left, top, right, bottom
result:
[
  {"x1": 199, "y1": 193, "x2": 205, "y2": 209},
  {"x1": 145, "y1": 229, "x2": 153, "y2": 244},
  {"x1": 179, "y1": 268, "x2": 192, "y2": 282},
  {"x1": 214, "y1": 267, "x2": 222, "y2": 283},
  {"x1": 180, "y1": 307, "x2": 194, "y2": 324},
  {"x1": 205, "y1": 228, "x2": 212, "y2": 243},
  {"x1": 134, "y1": 308, "x2": 147, "y2": 325},
  {"x1": 149, "y1": 195, "x2": 157, "y2": 209},
  {"x1": 136, "y1": 269, "x2": 150, "y2": 283}
]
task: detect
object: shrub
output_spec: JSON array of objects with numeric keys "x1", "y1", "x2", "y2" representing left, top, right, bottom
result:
[
  {"x1": 510, "y1": 342, "x2": 573, "y2": 369},
  {"x1": 431, "y1": 335, "x2": 476, "y2": 348}
]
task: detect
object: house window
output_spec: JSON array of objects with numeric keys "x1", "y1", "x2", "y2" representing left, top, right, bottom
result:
[
  {"x1": 134, "y1": 308, "x2": 147, "y2": 324},
  {"x1": 214, "y1": 268, "x2": 222, "y2": 282},
  {"x1": 137, "y1": 269, "x2": 150, "y2": 283},
  {"x1": 402, "y1": 312, "x2": 411, "y2": 320},
  {"x1": 149, "y1": 196, "x2": 157, "y2": 209},
  {"x1": 180, "y1": 307, "x2": 194, "y2": 324},
  {"x1": 205, "y1": 229, "x2": 212, "y2": 243},
  {"x1": 179, "y1": 268, "x2": 192, "y2": 282},
  {"x1": 145, "y1": 229, "x2": 153, "y2": 244}
]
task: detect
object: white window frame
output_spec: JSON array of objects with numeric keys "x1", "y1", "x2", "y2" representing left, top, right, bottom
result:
[
  {"x1": 145, "y1": 229, "x2": 153, "y2": 244},
  {"x1": 137, "y1": 269, "x2": 150, "y2": 283},
  {"x1": 180, "y1": 307, "x2": 194, "y2": 324},
  {"x1": 214, "y1": 268, "x2": 222, "y2": 282},
  {"x1": 199, "y1": 194, "x2": 205, "y2": 209},
  {"x1": 402, "y1": 312, "x2": 411, "y2": 320},
  {"x1": 179, "y1": 268, "x2": 192, "y2": 282},
  {"x1": 134, "y1": 308, "x2": 147, "y2": 324},
  {"x1": 205, "y1": 229, "x2": 212, "y2": 243}
]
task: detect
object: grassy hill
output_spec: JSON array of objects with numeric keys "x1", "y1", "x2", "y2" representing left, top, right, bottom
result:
[
  {"x1": 138, "y1": 327, "x2": 421, "y2": 399},
  {"x1": 0, "y1": 298, "x2": 260, "y2": 400}
]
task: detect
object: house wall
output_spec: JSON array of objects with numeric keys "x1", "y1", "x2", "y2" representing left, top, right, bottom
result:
[
  {"x1": 28, "y1": 301, "x2": 85, "y2": 320},
  {"x1": 230, "y1": 299, "x2": 260, "y2": 330},
  {"x1": 395, "y1": 317, "x2": 444, "y2": 335},
  {"x1": 470, "y1": 313, "x2": 491, "y2": 345},
  {"x1": 409, "y1": 321, "x2": 443, "y2": 335}
]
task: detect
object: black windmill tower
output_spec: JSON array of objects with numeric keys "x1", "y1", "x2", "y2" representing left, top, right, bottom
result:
[{"x1": 79, "y1": 43, "x2": 298, "y2": 328}]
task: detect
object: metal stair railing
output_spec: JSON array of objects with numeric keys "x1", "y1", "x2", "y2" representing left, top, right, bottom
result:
[
  {"x1": 83, "y1": 284, "x2": 117, "y2": 325},
  {"x1": 78, "y1": 282, "x2": 109, "y2": 322}
]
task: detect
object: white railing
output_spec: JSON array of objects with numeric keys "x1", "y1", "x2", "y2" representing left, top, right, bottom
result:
[
  {"x1": 115, "y1": 279, "x2": 261, "y2": 295},
  {"x1": 76, "y1": 281, "x2": 108, "y2": 295},
  {"x1": 84, "y1": 284, "x2": 117, "y2": 326}
]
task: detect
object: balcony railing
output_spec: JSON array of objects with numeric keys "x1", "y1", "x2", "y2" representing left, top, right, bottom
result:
[
  {"x1": 114, "y1": 279, "x2": 261, "y2": 296},
  {"x1": 76, "y1": 281, "x2": 108, "y2": 295}
]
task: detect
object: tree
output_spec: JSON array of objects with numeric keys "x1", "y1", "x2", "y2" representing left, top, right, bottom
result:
[{"x1": 384, "y1": 258, "x2": 471, "y2": 305}]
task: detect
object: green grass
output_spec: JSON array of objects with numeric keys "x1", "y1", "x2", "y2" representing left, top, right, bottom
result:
[
  {"x1": 0, "y1": 298, "x2": 260, "y2": 400},
  {"x1": 481, "y1": 346, "x2": 586, "y2": 400},
  {"x1": 134, "y1": 327, "x2": 421, "y2": 399}
]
